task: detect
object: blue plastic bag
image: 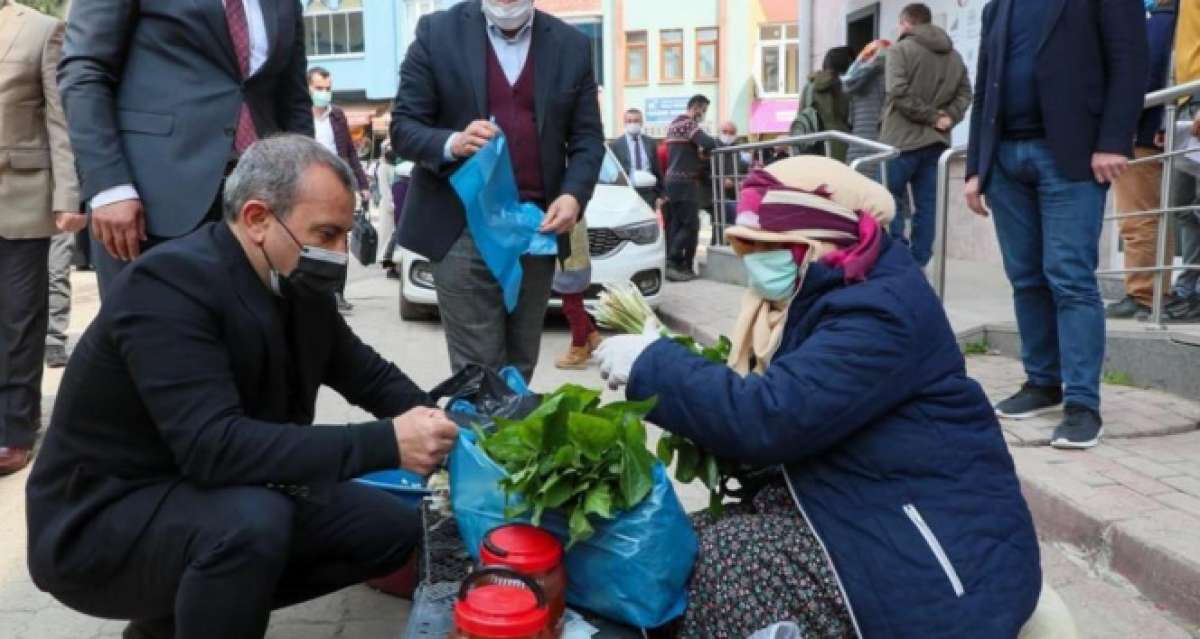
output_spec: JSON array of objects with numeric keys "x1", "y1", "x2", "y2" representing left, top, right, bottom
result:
[
  {"x1": 449, "y1": 132, "x2": 558, "y2": 312},
  {"x1": 449, "y1": 430, "x2": 697, "y2": 629}
]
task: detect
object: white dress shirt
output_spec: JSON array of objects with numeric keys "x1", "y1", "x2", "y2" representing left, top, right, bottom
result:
[
  {"x1": 442, "y1": 13, "x2": 536, "y2": 162},
  {"x1": 314, "y1": 108, "x2": 337, "y2": 154},
  {"x1": 624, "y1": 134, "x2": 651, "y2": 172},
  {"x1": 91, "y1": 0, "x2": 270, "y2": 210}
]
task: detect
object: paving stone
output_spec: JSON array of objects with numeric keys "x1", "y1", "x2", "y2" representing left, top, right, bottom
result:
[
  {"x1": 1099, "y1": 466, "x2": 1177, "y2": 497},
  {"x1": 1113, "y1": 454, "x2": 1189, "y2": 479},
  {"x1": 1163, "y1": 475, "x2": 1200, "y2": 499},
  {"x1": 1155, "y1": 492, "x2": 1200, "y2": 519}
]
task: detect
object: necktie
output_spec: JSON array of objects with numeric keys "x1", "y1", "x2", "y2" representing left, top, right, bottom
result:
[
  {"x1": 225, "y1": 0, "x2": 257, "y2": 154},
  {"x1": 633, "y1": 135, "x2": 643, "y2": 171}
]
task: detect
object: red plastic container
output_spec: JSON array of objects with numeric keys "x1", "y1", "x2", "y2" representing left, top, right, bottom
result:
[
  {"x1": 449, "y1": 567, "x2": 551, "y2": 639},
  {"x1": 479, "y1": 524, "x2": 566, "y2": 632},
  {"x1": 365, "y1": 553, "x2": 419, "y2": 599}
]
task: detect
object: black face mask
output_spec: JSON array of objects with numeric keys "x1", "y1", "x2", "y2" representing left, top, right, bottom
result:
[{"x1": 262, "y1": 211, "x2": 348, "y2": 299}]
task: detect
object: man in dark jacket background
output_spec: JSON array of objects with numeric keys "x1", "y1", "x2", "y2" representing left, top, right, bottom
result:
[
  {"x1": 965, "y1": 0, "x2": 1148, "y2": 449},
  {"x1": 882, "y1": 3, "x2": 972, "y2": 268},
  {"x1": 390, "y1": 0, "x2": 604, "y2": 382},
  {"x1": 609, "y1": 108, "x2": 664, "y2": 210},
  {"x1": 663, "y1": 94, "x2": 717, "y2": 282},
  {"x1": 59, "y1": 0, "x2": 314, "y2": 298},
  {"x1": 309, "y1": 66, "x2": 370, "y2": 315}
]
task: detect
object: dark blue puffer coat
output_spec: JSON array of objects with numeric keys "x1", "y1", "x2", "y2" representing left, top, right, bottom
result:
[{"x1": 627, "y1": 238, "x2": 1041, "y2": 638}]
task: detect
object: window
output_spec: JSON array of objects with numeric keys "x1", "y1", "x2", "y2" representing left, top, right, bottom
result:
[
  {"x1": 696, "y1": 27, "x2": 719, "y2": 81},
  {"x1": 404, "y1": 0, "x2": 437, "y2": 49},
  {"x1": 304, "y1": 0, "x2": 366, "y2": 58},
  {"x1": 625, "y1": 31, "x2": 648, "y2": 85},
  {"x1": 660, "y1": 29, "x2": 684, "y2": 83},
  {"x1": 571, "y1": 20, "x2": 605, "y2": 87},
  {"x1": 757, "y1": 23, "x2": 801, "y2": 96}
]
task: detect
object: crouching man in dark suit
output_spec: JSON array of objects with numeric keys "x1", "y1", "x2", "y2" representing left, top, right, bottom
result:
[{"x1": 25, "y1": 135, "x2": 458, "y2": 639}]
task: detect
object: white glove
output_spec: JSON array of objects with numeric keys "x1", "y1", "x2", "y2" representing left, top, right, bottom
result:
[{"x1": 596, "y1": 320, "x2": 660, "y2": 390}]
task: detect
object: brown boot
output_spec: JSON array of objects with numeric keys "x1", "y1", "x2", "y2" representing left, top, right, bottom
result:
[
  {"x1": 586, "y1": 331, "x2": 604, "y2": 351},
  {"x1": 555, "y1": 345, "x2": 593, "y2": 370}
]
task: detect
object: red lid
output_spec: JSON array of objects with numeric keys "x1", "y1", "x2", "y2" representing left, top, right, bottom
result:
[
  {"x1": 453, "y1": 584, "x2": 549, "y2": 638},
  {"x1": 480, "y1": 524, "x2": 563, "y2": 574}
]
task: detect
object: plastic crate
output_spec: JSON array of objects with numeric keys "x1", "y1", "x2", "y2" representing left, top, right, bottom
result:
[
  {"x1": 399, "y1": 581, "x2": 458, "y2": 639},
  {"x1": 419, "y1": 499, "x2": 472, "y2": 585}
]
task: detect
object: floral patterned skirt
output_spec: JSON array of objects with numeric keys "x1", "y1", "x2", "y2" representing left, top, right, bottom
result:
[{"x1": 674, "y1": 479, "x2": 856, "y2": 639}]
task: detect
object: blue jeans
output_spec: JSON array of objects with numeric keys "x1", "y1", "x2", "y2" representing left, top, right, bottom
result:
[
  {"x1": 887, "y1": 143, "x2": 945, "y2": 266},
  {"x1": 986, "y1": 140, "x2": 1106, "y2": 411}
]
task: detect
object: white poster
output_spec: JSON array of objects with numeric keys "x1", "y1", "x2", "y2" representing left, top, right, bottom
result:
[{"x1": 945, "y1": 0, "x2": 987, "y2": 146}]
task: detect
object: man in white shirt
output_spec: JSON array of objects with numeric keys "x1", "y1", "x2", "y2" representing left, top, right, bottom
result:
[
  {"x1": 59, "y1": 0, "x2": 313, "y2": 298},
  {"x1": 608, "y1": 108, "x2": 664, "y2": 209}
]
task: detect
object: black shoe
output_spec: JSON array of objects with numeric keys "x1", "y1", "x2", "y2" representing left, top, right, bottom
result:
[
  {"x1": 1050, "y1": 405, "x2": 1104, "y2": 450},
  {"x1": 1163, "y1": 296, "x2": 1200, "y2": 323},
  {"x1": 384, "y1": 266, "x2": 400, "y2": 280},
  {"x1": 44, "y1": 345, "x2": 68, "y2": 368},
  {"x1": 123, "y1": 618, "x2": 175, "y2": 639},
  {"x1": 335, "y1": 293, "x2": 354, "y2": 315},
  {"x1": 666, "y1": 267, "x2": 695, "y2": 282},
  {"x1": 1105, "y1": 296, "x2": 1149, "y2": 319},
  {"x1": 995, "y1": 382, "x2": 1064, "y2": 420}
]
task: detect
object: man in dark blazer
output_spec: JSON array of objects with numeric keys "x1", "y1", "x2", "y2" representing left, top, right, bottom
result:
[
  {"x1": 391, "y1": 0, "x2": 605, "y2": 382},
  {"x1": 58, "y1": 0, "x2": 314, "y2": 298},
  {"x1": 608, "y1": 107, "x2": 664, "y2": 209},
  {"x1": 965, "y1": 0, "x2": 1147, "y2": 449},
  {"x1": 25, "y1": 136, "x2": 458, "y2": 638}
]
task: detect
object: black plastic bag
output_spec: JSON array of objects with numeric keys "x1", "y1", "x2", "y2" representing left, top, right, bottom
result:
[{"x1": 428, "y1": 364, "x2": 542, "y2": 424}]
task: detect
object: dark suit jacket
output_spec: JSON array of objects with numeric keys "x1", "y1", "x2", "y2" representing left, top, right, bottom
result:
[
  {"x1": 329, "y1": 106, "x2": 370, "y2": 191},
  {"x1": 967, "y1": 0, "x2": 1148, "y2": 186},
  {"x1": 58, "y1": 0, "x2": 314, "y2": 238},
  {"x1": 26, "y1": 223, "x2": 428, "y2": 589},
  {"x1": 390, "y1": 1, "x2": 605, "y2": 261},
  {"x1": 608, "y1": 134, "x2": 663, "y2": 205}
]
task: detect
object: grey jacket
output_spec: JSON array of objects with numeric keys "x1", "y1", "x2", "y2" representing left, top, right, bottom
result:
[
  {"x1": 881, "y1": 24, "x2": 972, "y2": 152},
  {"x1": 58, "y1": 0, "x2": 314, "y2": 238},
  {"x1": 842, "y1": 54, "x2": 887, "y2": 179}
]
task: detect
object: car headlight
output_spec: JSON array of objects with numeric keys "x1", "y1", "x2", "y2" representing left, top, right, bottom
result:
[
  {"x1": 611, "y1": 220, "x2": 659, "y2": 245},
  {"x1": 409, "y1": 261, "x2": 436, "y2": 289}
]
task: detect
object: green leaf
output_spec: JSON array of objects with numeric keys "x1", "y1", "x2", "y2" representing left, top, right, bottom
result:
[
  {"x1": 619, "y1": 445, "x2": 654, "y2": 508},
  {"x1": 708, "y1": 491, "x2": 725, "y2": 518},
  {"x1": 621, "y1": 415, "x2": 648, "y2": 450},
  {"x1": 567, "y1": 506, "x2": 594, "y2": 549},
  {"x1": 543, "y1": 477, "x2": 577, "y2": 509},
  {"x1": 583, "y1": 483, "x2": 614, "y2": 519},
  {"x1": 596, "y1": 397, "x2": 658, "y2": 420},
  {"x1": 553, "y1": 384, "x2": 603, "y2": 414},
  {"x1": 656, "y1": 437, "x2": 676, "y2": 465},
  {"x1": 702, "y1": 454, "x2": 721, "y2": 492},
  {"x1": 552, "y1": 444, "x2": 579, "y2": 469},
  {"x1": 567, "y1": 412, "x2": 620, "y2": 459},
  {"x1": 504, "y1": 501, "x2": 531, "y2": 520},
  {"x1": 675, "y1": 442, "x2": 700, "y2": 484},
  {"x1": 483, "y1": 428, "x2": 533, "y2": 468}
]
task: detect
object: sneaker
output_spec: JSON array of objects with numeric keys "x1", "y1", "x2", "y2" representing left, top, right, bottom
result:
[
  {"x1": 44, "y1": 345, "x2": 68, "y2": 368},
  {"x1": 1163, "y1": 296, "x2": 1200, "y2": 323},
  {"x1": 666, "y1": 266, "x2": 697, "y2": 282},
  {"x1": 1105, "y1": 296, "x2": 1149, "y2": 319},
  {"x1": 1050, "y1": 405, "x2": 1104, "y2": 450},
  {"x1": 994, "y1": 382, "x2": 1063, "y2": 420},
  {"x1": 335, "y1": 293, "x2": 354, "y2": 315}
]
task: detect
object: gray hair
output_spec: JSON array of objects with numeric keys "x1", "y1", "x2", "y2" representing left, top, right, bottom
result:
[{"x1": 223, "y1": 134, "x2": 356, "y2": 221}]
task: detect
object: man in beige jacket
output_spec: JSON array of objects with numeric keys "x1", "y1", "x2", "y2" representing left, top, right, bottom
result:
[{"x1": 0, "y1": 0, "x2": 84, "y2": 476}]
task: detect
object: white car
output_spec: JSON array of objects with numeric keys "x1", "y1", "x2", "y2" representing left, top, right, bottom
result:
[{"x1": 398, "y1": 148, "x2": 665, "y2": 320}]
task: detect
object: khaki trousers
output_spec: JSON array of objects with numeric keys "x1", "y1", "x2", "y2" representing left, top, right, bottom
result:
[{"x1": 1115, "y1": 147, "x2": 1175, "y2": 306}]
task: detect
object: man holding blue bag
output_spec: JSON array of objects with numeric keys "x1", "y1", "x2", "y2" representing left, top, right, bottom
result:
[{"x1": 391, "y1": 0, "x2": 605, "y2": 382}]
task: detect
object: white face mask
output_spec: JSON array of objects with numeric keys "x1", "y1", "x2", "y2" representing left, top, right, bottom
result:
[
  {"x1": 625, "y1": 123, "x2": 643, "y2": 137},
  {"x1": 719, "y1": 134, "x2": 737, "y2": 146},
  {"x1": 482, "y1": 0, "x2": 534, "y2": 31}
]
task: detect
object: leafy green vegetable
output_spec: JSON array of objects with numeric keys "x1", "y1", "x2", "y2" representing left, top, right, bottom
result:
[{"x1": 480, "y1": 384, "x2": 659, "y2": 548}]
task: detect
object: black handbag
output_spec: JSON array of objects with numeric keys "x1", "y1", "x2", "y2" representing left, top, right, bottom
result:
[{"x1": 350, "y1": 205, "x2": 378, "y2": 266}]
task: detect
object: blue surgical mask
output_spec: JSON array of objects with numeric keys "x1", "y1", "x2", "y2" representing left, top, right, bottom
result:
[
  {"x1": 744, "y1": 250, "x2": 799, "y2": 301},
  {"x1": 311, "y1": 90, "x2": 332, "y2": 109}
]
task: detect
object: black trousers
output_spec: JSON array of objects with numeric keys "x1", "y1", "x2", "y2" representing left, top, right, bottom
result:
[
  {"x1": 50, "y1": 481, "x2": 420, "y2": 639},
  {"x1": 0, "y1": 236, "x2": 50, "y2": 449},
  {"x1": 664, "y1": 199, "x2": 700, "y2": 271}
]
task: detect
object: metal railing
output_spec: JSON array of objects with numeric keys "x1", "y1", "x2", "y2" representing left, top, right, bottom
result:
[
  {"x1": 931, "y1": 79, "x2": 1200, "y2": 327},
  {"x1": 707, "y1": 131, "x2": 899, "y2": 245}
]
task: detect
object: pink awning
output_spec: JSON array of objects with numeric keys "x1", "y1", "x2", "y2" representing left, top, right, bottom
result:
[{"x1": 749, "y1": 98, "x2": 798, "y2": 135}]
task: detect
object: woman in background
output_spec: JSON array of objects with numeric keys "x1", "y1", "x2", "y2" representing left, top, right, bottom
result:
[{"x1": 804, "y1": 47, "x2": 854, "y2": 162}]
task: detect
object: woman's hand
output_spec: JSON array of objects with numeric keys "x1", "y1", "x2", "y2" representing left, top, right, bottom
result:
[{"x1": 596, "y1": 321, "x2": 660, "y2": 390}]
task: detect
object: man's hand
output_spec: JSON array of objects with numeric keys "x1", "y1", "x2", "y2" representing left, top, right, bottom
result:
[
  {"x1": 393, "y1": 407, "x2": 459, "y2": 476},
  {"x1": 451, "y1": 120, "x2": 498, "y2": 159},
  {"x1": 91, "y1": 199, "x2": 146, "y2": 261},
  {"x1": 541, "y1": 193, "x2": 581, "y2": 234},
  {"x1": 934, "y1": 114, "x2": 954, "y2": 132},
  {"x1": 1091, "y1": 152, "x2": 1129, "y2": 184},
  {"x1": 54, "y1": 211, "x2": 88, "y2": 234},
  {"x1": 964, "y1": 176, "x2": 990, "y2": 218}
]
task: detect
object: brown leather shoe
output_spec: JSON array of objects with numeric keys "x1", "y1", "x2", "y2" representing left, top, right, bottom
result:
[
  {"x1": 555, "y1": 345, "x2": 593, "y2": 370},
  {"x1": 0, "y1": 447, "x2": 32, "y2": 476},
  {"x1": 587, "y1": 331, "x2": 604, "y2": 352}
]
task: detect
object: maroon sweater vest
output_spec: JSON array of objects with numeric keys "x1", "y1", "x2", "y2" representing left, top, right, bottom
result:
[{"x1": 485, "y1": 42, "x2": 545, "y2": 203}]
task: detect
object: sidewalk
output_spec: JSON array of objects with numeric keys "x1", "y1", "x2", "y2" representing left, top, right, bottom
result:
[{"x1": 655, "y1": 277, "x2": 1200, "y2": 631}]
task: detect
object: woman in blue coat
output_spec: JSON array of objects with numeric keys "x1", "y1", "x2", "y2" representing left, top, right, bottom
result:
[{"x1": 597, "y1": 156, "x2": 1041, "y2": 638}]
